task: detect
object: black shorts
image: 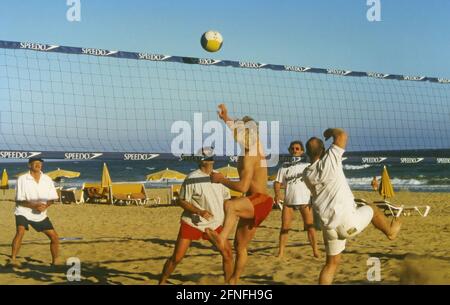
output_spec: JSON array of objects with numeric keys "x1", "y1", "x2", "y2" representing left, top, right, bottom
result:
[
  {"x1": 285, "y1": 204, "x2": 307, "y2": 211},
  {"x1": 15, "y1": 215, "x2": 54, "y2": 232}
]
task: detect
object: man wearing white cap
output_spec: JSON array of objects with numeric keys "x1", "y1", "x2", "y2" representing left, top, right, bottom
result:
[{"x1": 159, "y1": 147, "x2": 233, "y2": 284}]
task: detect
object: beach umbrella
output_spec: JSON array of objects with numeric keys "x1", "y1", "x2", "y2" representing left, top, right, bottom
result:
[
  {"x1": 46, "y1": 168, "x2": 81, "y2": 197},
  {"x1": 146, "y1": 168, "x2": 186, "y2": 182},
  {"x1": 101, "y1": 163, "x2": 113, "y2": 204},
  {"x1": 1, "y1": 169, "x2": 8, "y2": 194},
  {"x1": 378, "y1": 165, "x2": 395, "y2": 199},
  {"x1": 146, "y1": 168, "x2": 186, "y2": 204},
  {"x1": 46, "y1": 168, "x2": 80, "y2": 180},
  {"x1": 216, "y1": 164, "x2": 239, "y2": 179}
]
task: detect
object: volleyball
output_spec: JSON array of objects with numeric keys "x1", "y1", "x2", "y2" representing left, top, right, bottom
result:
[{"x1": 201, "y1": 30, "x2": 223, "y2": 52}]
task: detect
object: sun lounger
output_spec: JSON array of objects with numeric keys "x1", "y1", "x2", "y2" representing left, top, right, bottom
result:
[
  {"x1": 60, "y1": 188, "x2": 83, "y2": 204},
  {"x1": 374, "y1": 200, "x2": 430, "y2": 217},
  {"x1": 82, "y1": 185, "x2": 109, "y2": 203},
  {"x1": 170, "y1": 184, "x2": 182, "y2": 205},
  {"x1": 82, "y1": 182, "x2": 161, "y2": 206},
  {"x1": 113, "y1": 193, "x2": 137, "y2": 206},
  {"x1": 112, "y1": 192, "x2": 158, "y2": 206},
  {"x1": 355, "y1": 198, "x2": 430, "y2": 217},
  {"x1": 111, "y1": 183, "x2": 160, "y2": 206},
  {"x1": 354, "y1": 198, "x2": 403, "y2": 217}
]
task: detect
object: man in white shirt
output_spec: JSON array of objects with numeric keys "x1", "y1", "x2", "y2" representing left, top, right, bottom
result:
[
  {"x1": 302, "y1": 128, "x2": 402, "y2": 284},
  {"x1": 11, "y1": 157, "x2": 60, "y2": 267},
  {"x1": 274, "y1": 140, "x2": 319, "y2": 258},
  {"x1": 159, "y1": 147, "x2": 232, "y2": 284}
]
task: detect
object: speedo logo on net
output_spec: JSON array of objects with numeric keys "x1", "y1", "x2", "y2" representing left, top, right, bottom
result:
[
  {"x1": 400, "y1": 158, "x2": 424, "y2": 164},
  {"x1": 0, "y1": 151, "x2": 41, "y2": 159},
  {"x1": 81, "y1": 48, "x2": 118, "y2": 56},
  {"x1": 170, "y1": 113, "x2": 280, "y2": 167},
  {"x1": 19, "y1": 42, "x2": 59, "y2": 52},
  {"x1": 138, "y1": 53, "x2": 170, "y2": 61}
]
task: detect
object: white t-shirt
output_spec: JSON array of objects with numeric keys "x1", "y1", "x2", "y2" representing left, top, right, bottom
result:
[
  {"x1": 302, "y1": 145, "x2": 355, "y2": 229},
  {"x1": 275, "y1": 159, "x2": 311, "y2": 205},
  {"x1": 15, "y1": 172, "x2": 59, "y2": 222},
  {"x1": 179, "y1": 169, "x2": 231, "y2": 232}
]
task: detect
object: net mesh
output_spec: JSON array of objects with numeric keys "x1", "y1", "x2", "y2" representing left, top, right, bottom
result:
[{"x1": 0, "y1": 43, "x2": 449, "y2": 156}]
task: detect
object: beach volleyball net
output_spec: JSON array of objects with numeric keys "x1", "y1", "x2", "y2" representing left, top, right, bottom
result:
[{"x1": 0, "y1": 40, "x2": 449, "y2": 163}]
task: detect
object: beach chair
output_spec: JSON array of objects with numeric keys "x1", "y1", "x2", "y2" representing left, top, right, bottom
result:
[
  {"x1": 55, "y1": 186, "x2": 63, "y2": 203},
  {"x1": 60, "y1": 188, "x2": 83, "y2": 204},
  {"x1": 170, "y1": 184, "x2": 182, "y2": 205},
  {"x1": 132, "y1": 192, "x2": 161, "y2": 206},
  {"x1": 355, "y1": 198, "x2": 430, "y2": 218},
  {"x1": 113, "y1": 192, "x2": 159, "y2": 206},
  {"x1": 83, "y1": 182, "x2": 159, "y2": 206},
  {"x1": 141, "y1": 190, "x2": 161, "y2": 206},
  {"x1": 112, "y1": 183, "x2": 159, "y2": 206},
  {"x1": 354, "y1": 198, "x2": 403, "y2": 217},
  {"x1": 82, "y1": 183, "x2": 109, "y2": 204},
  {"x1": 374, "y1": 200, "x2": 431, "y2": 217}
]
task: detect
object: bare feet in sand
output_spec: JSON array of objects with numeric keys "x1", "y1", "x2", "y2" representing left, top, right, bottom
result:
[
  {"x1": 8, "y1": 259, "x2": 22, "y2": 269},
  {"x1": 275, "y1": 250, "x2": 284, "y2": 259},
  {"x1": 205, "y1": 228, "x2": 226, "y2": 253},
  {"x1": 277, "y1": 249, "x2": 321, "y2": 260},
  {"x1": 387, "y1": 218, "x2": 402, "y2": 240},
  {"x1": 228, "y1": 277, "x2": 238, "y2": 285}
]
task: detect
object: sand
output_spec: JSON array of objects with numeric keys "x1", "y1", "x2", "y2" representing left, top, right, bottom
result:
[{"x1": 0, "y1": 189, "x2": 449, "y2": 285}]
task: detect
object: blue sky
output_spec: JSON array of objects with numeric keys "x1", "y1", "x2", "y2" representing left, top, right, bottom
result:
[{"x1": 1, "y1": 0, "x2": 449, "y2": 78}]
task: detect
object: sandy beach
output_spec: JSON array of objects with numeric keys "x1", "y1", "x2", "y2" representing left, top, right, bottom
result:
[{"x1": 0, "y1": 189, "x2": 449, "y2": 285}]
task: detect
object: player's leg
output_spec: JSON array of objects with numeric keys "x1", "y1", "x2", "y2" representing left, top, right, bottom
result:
[
  {"x1": 319, "y1": 228, "x2": 345, "y2": 284},
  {"x1": 277, "y1": 205, "x2": 293, "y2": 258},
  {"x1": 218, "y1": 239, "x2": 234, "y2": 283},
  {"x1": 367, "y1": 204, "x2": 401, "y2": 240},
  {"x1": 11, "y1": 222, "x2": 27, "y2": 266},
  {"x1": 299, "y1": 204, "x2": 320, "y2": 258},
  {"x1": 206, "y1": 197, "x2": 254, "y2": 253},
  {"x1": 229, "y1": 219, "x2": 257, "y2": 285},
  {"x1": 159, "y1": 231, "x2": 192, "y2": 284},
  {"x1": 42, "y1": 229, "x2": 60, "y2": 265},
  {"x1": 319, "y1": 254, "x2": 341, "y2": 284}
]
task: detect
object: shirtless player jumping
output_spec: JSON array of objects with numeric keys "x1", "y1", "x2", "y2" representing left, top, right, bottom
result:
[{"x1": 206, "y1": 103, "x2": 273, "y2": 285}]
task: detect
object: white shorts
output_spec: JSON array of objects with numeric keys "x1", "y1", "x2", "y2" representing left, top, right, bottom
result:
[{"x1": 323, "y1": 205, "x2": 374, "y2": 256}]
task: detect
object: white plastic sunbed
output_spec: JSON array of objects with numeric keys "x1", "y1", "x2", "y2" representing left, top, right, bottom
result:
[
  {"x1": 354, "y1": 199, "x2": 431, "y2": 218},
  {"x1": 374, "y1": 200, "x2": 431, "y2": 217}
]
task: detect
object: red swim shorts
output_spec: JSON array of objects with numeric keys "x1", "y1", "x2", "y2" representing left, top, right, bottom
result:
[
  {"x1": 247, "y1": 193, "x2": 274, "y2": 227},
  {"x1": 179, "y1": 221, "x2": 223, "y2": 241}
]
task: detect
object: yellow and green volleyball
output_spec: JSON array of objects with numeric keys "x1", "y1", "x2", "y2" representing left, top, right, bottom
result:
[{"x1": 201, "y1": 31, "x2": 223, "y2": 52}]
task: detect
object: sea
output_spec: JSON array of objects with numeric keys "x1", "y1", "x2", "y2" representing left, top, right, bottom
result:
[{"x1": 1, "y1": 159, "x2": 450, "y2": 193}]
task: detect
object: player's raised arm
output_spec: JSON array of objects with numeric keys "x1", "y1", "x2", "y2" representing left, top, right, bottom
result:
[
  {"x1": 217, "y1": 104, "x2": 236, "y2": 130},
  {"x1": 323, "y1": 128, "x2": 348, "y2": 149}
]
